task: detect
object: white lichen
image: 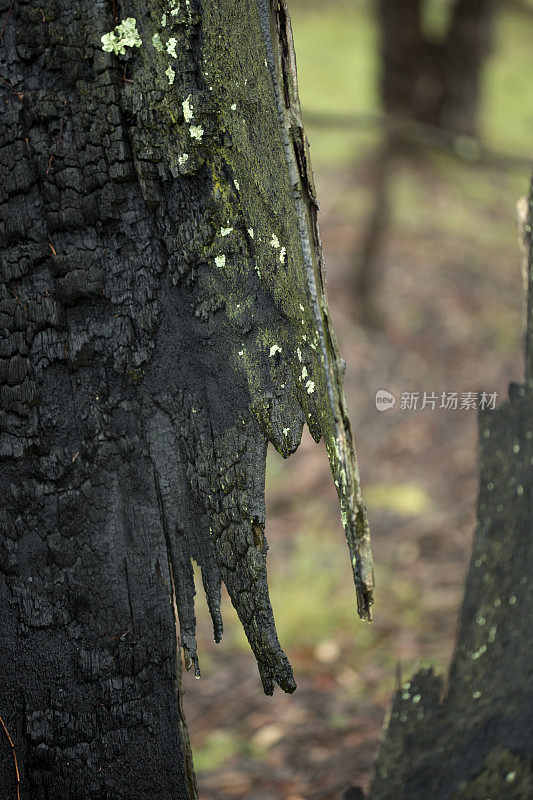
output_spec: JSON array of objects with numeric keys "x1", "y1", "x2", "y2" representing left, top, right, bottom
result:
[
  {"x1": 231, "y1": 103, "x2": 237, "y2": 110},
  {"x1": 301, "y1": 366, "x2": 308, "y2": 379},
  {"x1": 279, "y1": 246, "x2": 286, "y2": 263},
  {"x1": 234, "y1": 179, "x2": 240, "y2": 190},
  {"x1": 283, "y1": 428, "x2": 290, "y2": 436},
  {"x1": 270, "y1": 233, "x2": 280, "y2": 248},
  {"x1": 166, "y1": 37, "x2": 178, "y2": 58},
  {"x1": 152, "y1": 33, "x2": 163, "y2": 51},
  {"x1": 165, "y1": 65, "x2": 175, "y2": 85},
  {"x1": 220, "y1": 227, "x2": 233, "y2": 237},
  {"x1": 189, "y1": 125, "x2": 204, "y2": 141},
  {"x1": 178, "y1": 154, "x2": 189, "y2": 165},
  {"x1": 215, "y1": 255, "x2": 226, "y2": 267},
  {"x1": 101, "y1": 18, "x2": 142, "y2": 55},
  {"x1": 248, "y1": 228, "x2": 254, "y2": 239},
  {"x1": 306, "y1": 380, "x2": 315, "y2": 394},
  {"x1": 269, "y1": 344, "x2": 282, "y2": 357},
  {"x1": 161, "y1": 12, "x2": 167, "y2": 26},
  {"x1": 183, "y1": 94, "x2": 194, "y2": 122}
]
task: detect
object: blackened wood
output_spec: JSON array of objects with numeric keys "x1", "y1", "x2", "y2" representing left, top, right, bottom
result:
[{"x1": 0, "y1": 1, "x2": 373, "y2": 797}]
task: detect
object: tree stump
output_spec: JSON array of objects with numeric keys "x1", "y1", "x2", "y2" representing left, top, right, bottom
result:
[{"x1": 368, "y1": 184, "x2": 533, "y2": 800}]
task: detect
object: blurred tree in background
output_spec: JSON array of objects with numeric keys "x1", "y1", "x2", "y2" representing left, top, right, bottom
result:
[
  {"x1": 358, "y1": 0, "x2": 503, "y2": 324},
  {"x1": 379, "y1": 0, "x2": 500, "y2": 138}
]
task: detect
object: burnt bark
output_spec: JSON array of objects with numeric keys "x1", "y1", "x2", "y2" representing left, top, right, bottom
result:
[
  {"x1": 367, "y1": 184, "x2": 533, "y2": 799},
  {"x1": 0, "y1": 1, "x2": 373, "y2": 798},
  {"x1": 378, "y1": 0, "x2": 499, "y2": 138}
]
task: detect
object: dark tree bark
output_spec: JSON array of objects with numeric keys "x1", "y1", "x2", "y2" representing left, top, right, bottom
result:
[
  {"x1": 378, "y1": 0, "x2": 500, "y2": 138},
  {"x1": 0, "y1": 1, "x2": 374, "y2": 798},
  {"x1": 366, "y1": 185, "x2": 533, "y2": 800}
]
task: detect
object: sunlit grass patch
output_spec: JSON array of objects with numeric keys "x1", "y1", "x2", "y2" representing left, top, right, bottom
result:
[
  {"x1": 365, "y1": 483, "x2": 432, "y2": 517},
  {"x1": 193, "y1": 728, "x2": 266, "y2": 773}
]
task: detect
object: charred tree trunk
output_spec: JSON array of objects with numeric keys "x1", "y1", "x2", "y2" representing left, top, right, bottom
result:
[
  {"x1": 366, "y1": 185, "x2": 533, "y2": 799},
  {"x1": 0, "y1": 1, "x2": 374, "y2": 798}
]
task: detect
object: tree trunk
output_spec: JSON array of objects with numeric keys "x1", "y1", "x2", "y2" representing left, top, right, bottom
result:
[
  {"x1": 377, "y1": 0, "x2": 499, "y2": 138},
  {"x1": 440, "y1": 0, "x2": 499, "y2": 137},
  {"x1": 0, "y1": 1, "x2": 374, "y2": 797},
  {"x1": 367, "y1": 185, "x2": 533, "y2": 799}
]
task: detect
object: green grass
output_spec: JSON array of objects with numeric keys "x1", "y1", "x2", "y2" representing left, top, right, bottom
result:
[
  {"x1": 290, "y1": 0, "x2": 378, "y2": 170},
  {"x1": 193, "y1": 729, "x2": 266, "y2": 774},
  {"x1": 483, "y1": 10, "x2": 533, "y2": 155}
]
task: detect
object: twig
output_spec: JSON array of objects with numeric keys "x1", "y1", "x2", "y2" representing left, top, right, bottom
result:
[
  {"x1": 0, "y1": 714, "x2": 21, "y2": 800},
  {"x1": 0, "y1": 0, "x2": 14, "y2": 45}
]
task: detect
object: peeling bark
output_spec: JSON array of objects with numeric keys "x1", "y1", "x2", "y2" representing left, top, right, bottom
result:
[
  {"x1": 367, "y1": 184, "x2": 533, "y2": 799},
  {"x1": 0, "y1": 1, "x2": 373, "y2": 797}
]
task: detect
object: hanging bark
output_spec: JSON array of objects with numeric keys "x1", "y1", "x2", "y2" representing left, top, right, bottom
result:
[
  {"x1": 0, "y1": 1, "x2": 374, "y2": 798},
  {"x1": 367, "y1": 185, "x2": 533, "y2": 800}
]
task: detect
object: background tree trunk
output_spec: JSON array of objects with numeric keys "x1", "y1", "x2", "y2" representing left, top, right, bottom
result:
[
  {"x1": 358, "y1": 0, "x2": 500, "y2": 325},
  {"x1": 0, "y1": 1, "x2": 373, "y2": 797},
  {"x1": 378, "y1": 0, "x2": 499, "y2": 138},
  {"x1": 366, "y1": 186, "x2": 533, "y2": 800}
]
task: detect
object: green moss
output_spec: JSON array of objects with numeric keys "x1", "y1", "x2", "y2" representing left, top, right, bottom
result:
[{"x1": 122, "y1": 0, "x2": 373, "y2": 646}]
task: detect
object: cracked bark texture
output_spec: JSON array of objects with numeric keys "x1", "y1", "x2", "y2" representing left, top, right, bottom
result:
[
  {"x1": 367, "y1": 185, "x2": 533, "y2": 799},
  {"x1": 0, "y1": 1, "x2": 373, "y2": 798}
]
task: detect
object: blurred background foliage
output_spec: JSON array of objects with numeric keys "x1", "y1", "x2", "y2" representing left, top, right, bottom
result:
[{"x1": 187, "y1": 2, "x2": 533, "y2": 797}]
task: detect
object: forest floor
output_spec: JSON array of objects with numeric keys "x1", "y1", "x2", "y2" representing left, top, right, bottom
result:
[{"x1": 183, "y1": 3, "x2": 532, "y2": 798}]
